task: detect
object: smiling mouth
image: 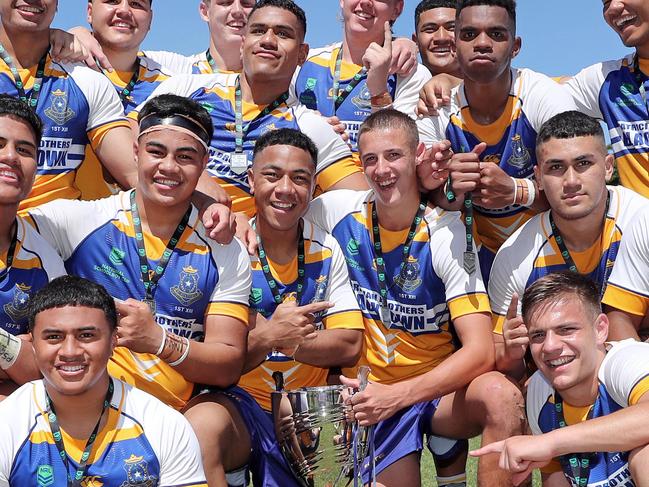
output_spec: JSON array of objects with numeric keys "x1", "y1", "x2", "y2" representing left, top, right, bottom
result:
[
  {"x1": 16, "y1": 5, "x2": 45, "y2": 14},
  {"x1": 153, "y1": 178, "x2": 180, "y2": 188},
  {"x1": 270, "y1": 201, "x2": 295, "y2": 211},
  {"x1": 375, "y1": 178, "x2": 397, "y2": 189},
  {"x1": 616, "y1": 14, "x2": 638, "y2": 30},
  {"x1": 354, "y1": 10, "x2": 374, "y2": 21},
  {"x1": 227, "y1": 21, "x2": 246, "y2": 29},
  {"x1": 546, "y1": 356, "x2": 575, "y2": 369},
  {"x1": 0, "y1": 169, "x2": 19, "y2": 181},
  {"x1": 111, "y1": 21, "x2": 134, "y2": 29}
]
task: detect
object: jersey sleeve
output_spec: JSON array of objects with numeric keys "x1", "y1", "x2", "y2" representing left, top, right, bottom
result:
[
  {"x1": 21, "y1": 220, "x2": 68, "y2": 282},
  {"x1": 393, "y1": 64, "x2": 432, "y2": 119},
  {"x1": 295, "y1": 107, "x2": 360, "y2": 189},
  {"x1": 430, "y1": 212, "x2": 490, "y2": 319},
  {"x1": 519, "y1": 69, "x2": 577, "y2": 132},
  {"x1": 205, "y1": 238, "x2": 251, "y2": 324},
  {"x1": 0, "y1": 416, "x2": 10, "y2": 487},
  {"x1": 305, "y1": 189, "x2": 368, "y2": 234},
  {"x1": 143, "y1": 50, "x2": 197, "y2": 75},
  {"x1": 602, "y1": 210, "x2": 649, "y2": 317},
  {"x1": 321, "y1": 232, "x2": 363, "y2": 330},
  {"x1": 599, "y1": 340, "x2": 649, "y2": 407},
  {"x1": 526, "y1": 371, "x2": 554, "y2": 436},
  {"x1": 565, "y1": 59, "x2": 622, "y2": 119},
  {"x1": 416, "y1": 109, "x2": 451, "y2": 147},
  {"x1": 129, "y1": 75, "x2": 204, "y2": 120},
  {"x1": 27, "y1": 199, "x2": 84, "y2": 260}
]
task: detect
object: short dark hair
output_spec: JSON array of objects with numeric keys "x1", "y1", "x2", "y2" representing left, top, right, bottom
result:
[
  {"x1": 138, "y1": 94, "x2": 214, "y2": 142},
  {"x1": 457, "y1": 0, "x2": 516, "y2": 25},
  {"x1": 249, "y1": 0, "x2": 307, "y2": 37},
  {"x1": 358, "y1": 108, "x2": 420, "y2": 153},
  {"x1": 521, "y1": 271, "x2": 602, "y2": 325},
  {"x1": 28, "y1": 276, "x2": 118, "y2": 332},
  {"x1": 0, "y1": 94, "x2": 43, "y2": 146},
  {"x1": 252, "y1": 128, "x2": 318, "y2": 167},
  {"x1": 415, "y1": 0, "x2": 457, "y2": 27},
  {"x1": 536, "y1": 111, "x2": 606, "y2": 149}
]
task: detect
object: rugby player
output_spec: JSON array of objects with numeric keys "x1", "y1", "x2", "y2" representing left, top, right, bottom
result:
[{"x1": 413, "y1": 0, "x2": 462, "y2": 78}]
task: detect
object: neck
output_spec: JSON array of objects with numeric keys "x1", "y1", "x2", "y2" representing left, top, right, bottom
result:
[
  {"x1": 45, "y1": 375, "x2": 110, "y2": 435},
  {"x1": 101, "y1": 44, "x2": 140, "y2": 72},
  {"x1": 558, "y1": 349, "x2": 606, "y2": 407},
  {"x1": 375, "y1": 192, "x2": 422, "y2": 231},
  {"x1": 209, "y1": 40, "x2": 242, "y2": 72},
  {"x1": 463, "y1": 68, "x2": 512, "y2": 124},
  {"x1": 637, "y1": 44, "x2": 649, "y2": 61},
  {"x1": 256, "y1": 216, "x2": 300, "y2": 265},
  {"x1": 240, "y1": 71, "x2": 289, "y2": 105},
  {"x1": 0, "y1": 26, "x2": 49, "y2": 68},
  {"x1": 342, "y1": 30, "x2": 382, "y2": 65},
  {"x1": 552, "y1": 189, "x2": 608, "y2": 252},
  {"x1": 0, "y1": 205, "x2": 16, "y2": 252},
  {"x1": 428, "y1": 64, "x2": 463, "y2": 80},
  {"x1": 134, "y1": 189, "x2": 191, "y2": 239}
]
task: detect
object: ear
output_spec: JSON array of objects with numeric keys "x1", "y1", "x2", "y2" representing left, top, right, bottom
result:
[
  {"x1": 201, "y1": 150, "x2": 209, "y2": 171},
  {"x1": 247, "y1": 168, "x2": 255, "y2": 195},
  {"x1": 298, "y1": 42, "x2": 309, "y2": 67},
  {"x1": 533, "y1": 164, "x2": 542, "y2": 191},
  {"x1": 393, "y1": 0, "x2": 404, "y2": 21},
  {"x1": 604, "y1": 153, "x2": 614, "y2": 182},
  {"x1": 594, "y1": 313, "x2": 609, "y2": 345},
  {"x1": 86, "y1": 1, "x2": 93, "y2": 25},
  {"x1": 133, "y1": 140, "x2": 140, "y2": 165},
  {"x1": 511, "y1": 36, "x2": 522, "y2": 59},
  {"x1": 415, "y1": 141, "x2": 426, "y2": 166},
  {"x1": 199, "y1": 1, "x2": 210, "y2": 22}
]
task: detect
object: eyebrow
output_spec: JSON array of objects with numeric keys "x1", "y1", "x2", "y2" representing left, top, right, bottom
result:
[
  {"x1": 41, "y1": 326, "x2": 99, "y2": 333},
  {"x1": 543, "y1": 153, "x2": 595, "y2": 165},
  {"x1": 249, "y1": 22, "x2": 297, "y2": 34},
  {"x1": 261, "y1": 163, "x2": 313, "y2": 174}
]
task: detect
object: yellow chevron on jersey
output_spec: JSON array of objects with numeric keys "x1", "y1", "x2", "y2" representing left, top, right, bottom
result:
[
  {"x1": 490, "y1": 186, "x2": 648, "y2": 334},
  {"x1": 240, "y1": 220, "x2": 362, "y2": 410},
  {"x1": 307, "y1": 190, "x2": 490, "y2": 384}
]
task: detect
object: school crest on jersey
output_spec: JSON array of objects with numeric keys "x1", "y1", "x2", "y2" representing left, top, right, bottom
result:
[
  {"x1": 312, "y1": 275, "x2": 329, "y2": 303},
  {"x1": 120, "y1": 454, "x2": 157, "y2": 487},
  {"x1": 4, "y1": 283, "x2": 31, "y2": 322},
  {"x1": 36, "y1": 464, "x2": 54, "y2": 487},
  {"x1": 507, "y1": 134, "x2": 531, "y2": 169},
  {"x1": 170, "y1": 266, "x2": 203, "y2": 307},
  {"x1": 351, "y1": 85, "x2": 372, "y2": 111},
  {"x1": 44, "y1": 89, "x2": 75, "y2": 125},
  {"x1": 394, "y1": 256, "x2": 423, "y2": 293}
]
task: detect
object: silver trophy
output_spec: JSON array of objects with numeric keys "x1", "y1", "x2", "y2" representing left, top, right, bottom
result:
[{"x1": 271, "y1": 367, "x2": 375, "y2": 487}]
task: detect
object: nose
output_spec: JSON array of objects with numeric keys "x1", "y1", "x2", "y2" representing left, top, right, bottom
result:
[
  {"x1": 474, "y1": 31, "x2": 492, "y2": 51},
  {"x1": 259, "y1": 28, "x2": 278, "y2": 48},
  {"x1": 231, "y1": 0, "x2": 245, "y2": 17},
  {"x1": 541, "y1": 330, "x2": 562, "y2": 356},
  {"x1": 59, "y1": 334, "x2": 82, "y2": 359},
  {"x1": 563, "y1": 165, "x2": 581, "y2": 190},
  {"x1": 157, "y1": 153, "x2": 179, "y2": 173},
  {"x1": 374, "y1": 155, "x2": 391, "y2": 177},
  {"x1": 275, "y1": 174, "x2": 296, "y2": 195},
  {"x1": 0, "y1": 142, "x2": 19, "y2": 166},
  {"x1": 433, "y1": 27, "x2": 452, "y2": 42}
]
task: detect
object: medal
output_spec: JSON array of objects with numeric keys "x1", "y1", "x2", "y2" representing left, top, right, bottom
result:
[
  {"x1": 463, "y1": 251, "x2": 476, "y2": 275},
  {"x1": 379, "y1": 306, "x2": 391, "y2": 325},
  {"x1": 230, "y1": 152, "x2": 249, "y2": 174}
]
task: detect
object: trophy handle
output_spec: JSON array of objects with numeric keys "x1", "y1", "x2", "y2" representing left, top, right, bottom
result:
[
  {"x1": 273, "y1": 371, "x2": 285, "y2": 392},
  {"x1": 357, "y1": 365, "x2": 370, "y2": 392}
]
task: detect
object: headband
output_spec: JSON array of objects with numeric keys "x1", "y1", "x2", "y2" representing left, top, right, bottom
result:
[{"x1": 138, "y1": 114, "x2": 211, "y2": 151}]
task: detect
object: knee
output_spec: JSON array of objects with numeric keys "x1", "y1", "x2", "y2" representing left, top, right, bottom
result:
[
  {"x1": 470, "y1": 372, "x2": 525, "y2": 424},
  {"x1": 629, "y1": 443, "x2": 649, "y2": 482},
  {"x1": 184, "y1": 395, "x2": 237, "y2": 442}
]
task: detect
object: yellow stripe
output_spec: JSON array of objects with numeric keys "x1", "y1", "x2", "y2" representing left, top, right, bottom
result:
[
  {"x1": 629, "y1": 375, "x2": 649, "y2": 405},
  {"x1": 316, "y1": 156, "x2": 363, "y2": 191},
  {"x1": 615, "y1": 153, "x2": 649, "y2": 198},
  {"x1": 492, "y1": 313, "x2": 505, "y2": 334},
  {"x1": 88, "y1": 119, "x2": 131, "y2": 149},
  {"x1": 602, "y1": 283, "x2": 649, "y2": 317},
  {"x1": 323, "y1": 310, "x2": 364, "y2": 330},
  {"x1": 206, "y1": 302, "x2": 249, "y2": 325},
  {"x1": 447, "y1": 293, "x2": 491, "y2": 320},
  {"x1": 19, "y1": 173, "x2": 80, "y2": 212}
]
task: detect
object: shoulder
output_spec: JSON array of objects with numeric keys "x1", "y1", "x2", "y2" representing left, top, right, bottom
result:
[
  {"x1": 526, "y1": 371, "x2": 554, "y2": 416},
  {"x1": 574, "y1": 55, "x2": 632, "y2": 80},
  {"x1": 611, "y1": 186, "x2": 649, "y2": 228},
  {"x1": 314, "y1": 189, "x2": 371, "y2": 213},
  {"x1": 306, "y1": 42, "x2": 341, "y2": 61}
]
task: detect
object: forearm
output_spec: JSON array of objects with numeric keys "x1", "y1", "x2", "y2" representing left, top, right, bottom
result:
[
  {"x1": 1, "y1": 332, "x2": 40, "y2": 384},
  {"x1": 429, "y1": 186, "x2": 463, "y2": 211},
  {"x1": 242, "y1": 325, "x2": 274, "y2": 374},
  {"x1": 545, "y1": 402, "x2": 649, "y2": 457},
  {"x1": 606, "y1": 309, "x2": 642, "y2": 341},
  {"x1": 294, "y1": 329, "x2": 361, "y2": 368},
  {"x1": 194, "y1": 171, "x2": 231, "y2": 208},
  {"x1": 494, "y1": 337, "x2": 527, "y2": 380},
  {"x1": 171, "y1": 339, "x2": 245, "y2": 386}
]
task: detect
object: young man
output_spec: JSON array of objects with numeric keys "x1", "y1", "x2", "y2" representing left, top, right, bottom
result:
[
  {"x1": 133, "y1": 0, "x2": 367, "y2": 217},
  {"x1": 305, "y1": 108, "x2": 525, "y2": 486},
  {"x1": 417, "y1": 0, "x2": 575, "y2": 282},
  {"x1": 0, "y1": 275, "x2": 208, "y2": 487},
  {"x1": 473, "y1": 271, "x2": 649, "y2": 487},
  {"x1": 26, "y1": 94, "x2": 251, "y2": 411},
  {"x1": 185, "y1": 128, "x2": 365, "y2": 487},
  {"x1": 566, "y1": 0, "x2": 649, "y2": 198},
  {"x1": 413, "y1": 0, "x2": 462, "y2": 78},
  {"x1": 0, "y1": 95, "x2": 66, "y2": 399},
  {"x1": 489, "y1": 111, "x2": 649, "y2": 377},
  {"x1": 0, "y1": 0, "x2": 138, "y2": 211}
]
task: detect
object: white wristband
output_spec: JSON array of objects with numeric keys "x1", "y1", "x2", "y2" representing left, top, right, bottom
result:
[
  {"x1": 522, "y1": 178, "x2": 536, "y2": 207},
  {"x1": 155, "y1": 325, "x2": 167, "y2": 356},
  {"x1": 511, "y1": 177, "x2": 518, "y2": 206},
  {"x1": 169, "y1": 337, "x2": 191, "y2": 367},
  {"x1": 0, "y1": 328, "x2": 21, "y2": 370}
]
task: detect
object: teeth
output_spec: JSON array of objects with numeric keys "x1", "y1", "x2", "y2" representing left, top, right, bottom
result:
[
  {"x1": 60, "y1": 365, "x2": 84, "y2": 372},
  {"x1": 154, "y1": 178, "x2": 179, "y2": 186},
  {"x1": 113, "y1": 22, "x2": 132, "y2": 28},
  {"x1": 377, "y1": 179, "x2": 396, "y2": 188},
  {"x1": 18, "y1": 6, "x2": 44, "y2": 13},
  {"x1": 228, "y1": 22, "x2": 245, "y2": 28},
  {"x1": 616, "y1": 15, "x2": 637, "y2": 28},
  {"x1": 355, "y1": 11, "x2": 373, "y2": 20},
  {"x1": 272, "y1": 201, "x2": 293, "y2": 209},
  {"x1": 0, "y1": 170, "x2": 17, "y2": 180},
  {"x1": 432, "y1": 47, "x2": 451, "y2": 53},
  {"x1": 548, "y1": 356, "x2": 573, "y2": 367}
]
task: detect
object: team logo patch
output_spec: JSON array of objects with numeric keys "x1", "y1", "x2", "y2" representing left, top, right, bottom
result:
[
  {"x1": 200, "y1": 101, "x2": 215, "y2": 113},
  {"x1": 109, "y1": 247, "x2": 126, "y2": 266},
  {"x1": 346, "y1": 238, "x2": 360, "y2": 256},
  {"x1": 250, "y1": 287, "x2": 263, "y2": 306},
  {"x1": 4, "y1": 283, "x2": 31, "y2": 322},
  {"x1": 394, "y1": 256, "x2": 423, "y2": 293},
  {"x1": 170, "y1": 266, "x2": 203, "y2": 307},
  {"x1": 120, "y1": 454, "x2": 157, "y2": 487},
  {"x1": 37, "y1": 465, "x2": 54, "y2": 487},
  {"x1": 351, "y1": 85, "x2": 372, "y2": 110},
  {"x1": 44, "y1": 89, "x2": 75, "y2": 125},
  {"x1": 507, "y1": 134, "x2": 531, "y2": 169}
]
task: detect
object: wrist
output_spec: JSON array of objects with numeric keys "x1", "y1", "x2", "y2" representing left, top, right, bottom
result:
[
  {"x1": 0, "y1": 328, "x2": 21, "y2": 370},
  {"x1": 370, "y1": 91, "x2": 393, "y2": 110}
]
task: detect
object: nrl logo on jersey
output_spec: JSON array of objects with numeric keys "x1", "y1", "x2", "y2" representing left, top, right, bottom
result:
[
  {"x1": 36, "y1": 464, "x2": 54, "y2": 487},
  {"x1": 507, "y1": 134, "x2": 531, "y2": 169},
  {"x1": 120, "y1": 454, "x2": 157, "y2": 487},
  {"x1": 617, "y1": 83, "x2": 642, "y2": 107},
  {"x1": 394, "y1": 256, "x2": 422, "y2": 293},
  {"x1": 250, "y1": 287, "x2": 263, "y2": 306},
  {"x1": 44, "y1": 89, "x2": 75, "y2": 125},
  {"x1": 4, "y1": 283, "x2": 31, "y2": 322},
  {"x1": 170, "y1": 266, "x2": 203, "y2": 307}
]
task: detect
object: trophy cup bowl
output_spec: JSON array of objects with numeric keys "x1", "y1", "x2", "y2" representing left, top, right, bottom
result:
[{"x1": 271, "y1": 385, "x2": 369, "y2": 487}]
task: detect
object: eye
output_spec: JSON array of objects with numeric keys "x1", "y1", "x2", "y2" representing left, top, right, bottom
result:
[
  {"x1": 17, "y1": 146, "x2": 36, "y2": 158},
  {"x1": 44, "y1": 333, "x2": 63, "y2": 341},
  {"x1": 490, "y1": 31, "x2": 506, "y2": 41},
  {"x1": 460, "y1": 30, "x2": 476, "y2": 41},
  {"x1": 529, "y1": 332, "x2": 545, "y2": 343}
]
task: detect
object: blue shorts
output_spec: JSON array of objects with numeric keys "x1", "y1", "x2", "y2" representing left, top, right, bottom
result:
[
  {"x1": 222, "y1": 386, "x2": 301, "y2": 487},
  {"x1": 362, "y1": 399, "x2": 440, "y2": 482}
]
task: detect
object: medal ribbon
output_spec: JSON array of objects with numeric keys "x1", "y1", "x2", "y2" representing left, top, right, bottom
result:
[
  {"x1": 554, "y1": 393, "x2": 594, "y2": 487},
  {"x1": 234, "y1": 75, "x2": 289, "y2": 155},
  {"x1": 370, "y1": 195, "x2": 427, "y2": 324},
  {"x1": 332, "y1": 46, "x2": 367, "y2": 113},
  {"x1": 113, "y1": 56, "x2": 141, "y2": 105},
  {"x1": 255, "y1": 219, "x2": 306, "y2": 305},
  {"x1": 206, "y1": 49, "x2": 217, "y2": 73},
  {"x1": 548, "y1": 192, "x2": 611, "y2": 298},
  {"x1": 45, "y1": 379, "x2": 114, "y2": 487},
  {"x1": 130, "y1": 190, "x2": 191, "y2": 311},
  {"x1": 0, "y1": 42, "x2": 48, "y2": 109},
  {"x1": 634, "y1": 55, "x2": 648, "y2": 112},
  {"x1": 0, "y1": 220, "x2": 19, "y2": 279}
]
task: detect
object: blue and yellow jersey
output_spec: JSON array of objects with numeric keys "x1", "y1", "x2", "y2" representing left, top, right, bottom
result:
[
  {"x1": 0, "y1": 217, "x2": 66, "y2": 336},
  {"x1": 527, "y1": 339, "x2": 649, "y2": 486},
  {"x1": 240, "y1": 219, "x2": 363, "y2": 411},
  {"x1": 293, "y1": 42, "x2": 431, "y2": 154},
  {"x1": 418, "y1": 68, "x2": 576, "y2": 254},
  {"x1": 0, "y1": 379, "x2": 208, "y2": 487},
  {"x1": 568, "y1": 55, "x2": 649, "y2": 198},
  {"x1": 306, "y1": 190, "x2": 490, "y2": 384},
  {"x1": 27, "y1": 190, "x2": 251, "y2": 410},
  {"x1": 131, "y1": 73, "x2": 360, "y2": 216},
  {"x1": 0, "y1": 56, "x2": 130, "y2": 211},
  {"x1": 490, "y1": 186, "x2": 648, "y2": 333},
  {"x1": 143, "y1": 49, "x2": 238, "y2": 76}
]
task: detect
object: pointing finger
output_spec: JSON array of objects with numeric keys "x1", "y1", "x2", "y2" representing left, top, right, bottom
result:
[{"x1": 506, "y1": 293, "x2": 520, "y2": 320}]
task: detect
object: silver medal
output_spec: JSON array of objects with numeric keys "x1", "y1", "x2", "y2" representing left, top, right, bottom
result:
[
  {"x1": 231, "y1": 152, "x2": 249, "y2": 174},
  {"x1": 379, "y1": 306, "x2": 391, "y2": 324},
  {"x1": 463, "y1": 251, "x2": 476, "y2": 275}
]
